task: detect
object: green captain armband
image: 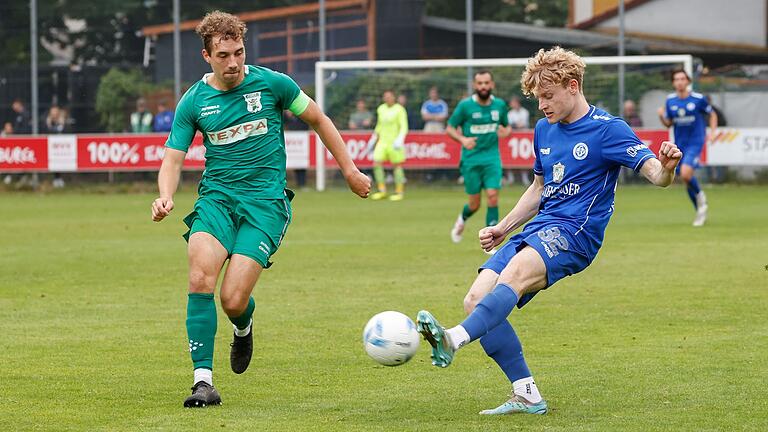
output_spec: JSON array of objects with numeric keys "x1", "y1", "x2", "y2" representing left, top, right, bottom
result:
[{"x1": 288, "y1": 91, "x2": 311, "y2": 116}]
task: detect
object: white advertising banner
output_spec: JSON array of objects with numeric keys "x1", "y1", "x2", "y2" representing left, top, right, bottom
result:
[
  {"x1": 708, "y1": 128, "x2": 768, "y2": 166},
  {"x1": 47, "y1": 134, "x2": 78, "y2": 171},
  {"x1": 285, "y1": 131, "x2": 310, "y2": 169}
]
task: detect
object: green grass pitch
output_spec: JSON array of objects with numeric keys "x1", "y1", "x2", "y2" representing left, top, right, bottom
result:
[{"x1": 1, "y1": 184, "x2": 767, "y2": 431}]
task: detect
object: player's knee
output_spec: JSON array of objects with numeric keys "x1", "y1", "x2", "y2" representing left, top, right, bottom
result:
[
  {"x1": 221, "y1": 292, "x2": 247, "y2": 317},
  {"x1": 463, "y1": 292, "x2": 481, "y2": 314},
  {"x1": 188, "y1": 269, "x2": 215, "y2": 293},
  {"x1": 487, "y1": 195, "x2": 499, "y2": 207}
]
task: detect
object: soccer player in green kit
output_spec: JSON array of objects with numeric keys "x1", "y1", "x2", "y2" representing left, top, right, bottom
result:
[
  {"x1": 369, "y1": 90, "x2": 409, "y2": 201},
  {"x1": 448, "y1": 71, "x2": 512, "y2": 247},
  {"x1": 150, "y1": 11, "x2": 370, "y2": 407}
]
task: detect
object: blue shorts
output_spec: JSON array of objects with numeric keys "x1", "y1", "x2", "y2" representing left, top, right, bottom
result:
[
  {"x1": 480, "y1": 222, "x2": 592, "y2": 308},
  {"x1": 678, "y1": 142, "x2": 703, "y2": 170}
]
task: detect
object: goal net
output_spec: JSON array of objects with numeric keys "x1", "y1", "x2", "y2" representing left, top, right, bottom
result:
[{"x1": 314, "y1": 55, "x2": 693, "y2": 190}]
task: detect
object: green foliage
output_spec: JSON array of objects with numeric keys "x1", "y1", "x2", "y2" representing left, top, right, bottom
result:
[
  {"x1": 427, "y1": 0, "x2": 569, "y2": 27},
  {"x1": 94, "y1": 68, "x2": 147, "y2": 132}
]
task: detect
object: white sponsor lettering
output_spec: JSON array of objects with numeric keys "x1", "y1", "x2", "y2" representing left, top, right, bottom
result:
[
  {"x1": 86, "y1": 141, "x2": 141, "y2": 165},
  {"x1": 406, "y1": 142, "x2": 451, "y2": 159},
  {"x1": 469, "y1": 123, "x2": 498, "y2": 134},
  {"x1": 626, "y1": 143, "x2": 648, "y2": 157},
  {"x1": 507, "y1": 137, "x2": 534, "y2": 160},
  {"x1": 206, "y1": 119, "x2": 268, "y2": 145},
  {"x1": 201, "y1": 105, "x2": 220, "y2": 111},
  {"x1": 542, "y1": 182, "x2": 580, "y2": 199},
  {"x1": 0, "y1": 146, "x2": 37, "y2": 164},
  {"x1": 200, "y1": 110, "x2": 220, "y2": 117},
  {"x1": 540, "y1": 147, "x2": 550, "y2": 155},
  {"x1": 592, "y1": 114, "x2": 611, "y2": 121}
]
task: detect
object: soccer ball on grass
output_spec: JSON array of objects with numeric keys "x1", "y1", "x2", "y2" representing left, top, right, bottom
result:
[{"x1": 362, "y1": 311, "x2": 420, "y2": 366}]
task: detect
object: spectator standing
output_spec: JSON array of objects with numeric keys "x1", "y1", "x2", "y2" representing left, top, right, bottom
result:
[
  {"x1": 153, "y1": 100, "x2": 175, "y2": 133},
  {"x1": 420, "y1": 86, "x2": 449, "y2": 132},
  {"x1": 11, "y1": 99, "x2": 31, "y2": 134},
  {"x1": 130, "y1": 98, "x2": 153, "y2": 133},
  {"x1": 348, "y1": 99, "x2": 373, "y2": 130},
  {"x1": 506, "y1": 96, "x2": 531, "y2": 185},
  {"x1": 623, "y1": 100, "x2": 643, "y2": 127}
]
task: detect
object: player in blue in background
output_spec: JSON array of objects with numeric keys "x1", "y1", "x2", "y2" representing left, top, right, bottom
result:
[
  {"x1": 416, "y1": 47, "x2": 683, "y2": 416},
  {"x1": 658, "y1": 69, "x2": 717, "y2": 226}
]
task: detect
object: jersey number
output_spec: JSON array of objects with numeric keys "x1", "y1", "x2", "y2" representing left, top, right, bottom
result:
[{"x1": 537, "y1": 227, "x2": 569, "y2": 258}]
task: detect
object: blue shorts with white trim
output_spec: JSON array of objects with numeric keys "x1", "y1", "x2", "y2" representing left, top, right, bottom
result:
[{"x1": 480, "y1": 221, "x2": 592, "y2": 308}]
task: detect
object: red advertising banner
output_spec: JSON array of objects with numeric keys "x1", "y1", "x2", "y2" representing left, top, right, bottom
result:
[
  {"x1": 0, "y1": 129, "x2": 688, "y2": 173},
  {"x1": 76, "y1": 134, "x2": 206, "y2": 171},
  {"x1": 0, "y1": 137, "x2": 49, "y2": 172}
]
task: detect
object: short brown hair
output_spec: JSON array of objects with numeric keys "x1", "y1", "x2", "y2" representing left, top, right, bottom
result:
[
  {"x1": 474, "y1": 70, "x2": 493, "y2": 80},
  {"x1": 195, "y1": 10, "x2": 247, "y2": 54},
  {"x1": 670, "y1": 68, "x2": 690, "y2": 82},
  {"x1": 521, "y1": 46, "x2": 586, "y2": 96}
]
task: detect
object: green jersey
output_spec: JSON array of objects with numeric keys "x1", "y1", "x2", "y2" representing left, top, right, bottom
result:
[
  {"x1": 447, "y1": 95, "x2": 508, "y2": 166},
  {"x1": 166, "y1": 65, "x2": 308, "y2": 198}
]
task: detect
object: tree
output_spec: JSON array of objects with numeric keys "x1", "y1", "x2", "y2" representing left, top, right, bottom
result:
[
  {"x1": 95, "y1": 68, "x2": 147, "y2": 132},
  {"x1": 426, "y1": 0, "x2": 568, "y2": 27}
]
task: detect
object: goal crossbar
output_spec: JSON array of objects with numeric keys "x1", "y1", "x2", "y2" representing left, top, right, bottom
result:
[{"x1": 314, "y1": 54, "x2": 693, "y2": 190}]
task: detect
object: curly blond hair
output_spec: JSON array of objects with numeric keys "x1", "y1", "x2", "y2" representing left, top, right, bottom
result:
[
  {"x1": 521, "y1": 46, "x2": 586, "y2": 96},
  {"x1": 195, "y1": 10, "x2": 247, "y2": 54}
]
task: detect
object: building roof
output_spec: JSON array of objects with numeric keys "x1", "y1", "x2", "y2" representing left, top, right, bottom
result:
[{"x1": 422, "y1": 15, "x2": 768, "y2": 64}]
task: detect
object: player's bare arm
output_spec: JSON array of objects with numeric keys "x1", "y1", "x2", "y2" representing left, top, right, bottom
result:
[
  {"x1": 479, "y1": 175, "x2": 544, "y2": 252},
  {"x1": 299, "y1": 99, "x2": 371, "y2": 198},
  {"x1": 707, "y1": 110, "x2": 718, "y2": 143},
  {"x1": 152, "y1": 148, "x2": 186, "y2": 222},
  {"x1": 657, "y1": 106, "x2": 673, "y2": 127},
  {"x1": 497, "y1": 124, "x2": 512, "y2": 138},
  {"x1": 640, "y1": 141, "x2": 682, "y2": 187},
  {"x1": 446, "y1": 124, "x2": 476, "y2": 149}
]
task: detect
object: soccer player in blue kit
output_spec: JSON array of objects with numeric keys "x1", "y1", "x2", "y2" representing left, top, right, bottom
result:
[
  {"x1": 658, "y1": 69, "x2": 717, "y2": 226},
  {"x1": 416, "y1": 47, "x2": 683, "y2": 415}
]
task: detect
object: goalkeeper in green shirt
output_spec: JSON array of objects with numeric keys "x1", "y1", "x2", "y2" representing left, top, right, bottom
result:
[
  {"x1": 369, "y1": 90, "x2": 409, "y2": 201},
  {"x1": 150, "y1": 11, "x2": 370, "y2": 408},
  {"x1": 447, "y1": 70, "x2": 511, "y2": 249}
]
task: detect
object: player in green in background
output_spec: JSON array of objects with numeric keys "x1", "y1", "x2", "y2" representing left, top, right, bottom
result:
[
  {"x1": 447, "y1": 71, "x2": 511, "y2": 249},
  {"x1": 369, "y1": 89, "x2": 409, "y2": 201},
  {"x1": 151, "y1": 10, "x2": 370, "y2": 408}
]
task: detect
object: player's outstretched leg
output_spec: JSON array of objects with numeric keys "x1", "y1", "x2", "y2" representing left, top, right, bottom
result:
[
  {"x1": 184, "y1": 381, "x2": 222, "y2": 408},
  {"x1": 479, "y1": 393, "x2": 548, "y2": 415},
  {"x1": 693, "y1": 190, "x2": 708, "y2": 227},
  {"x1": 416, "y1": 310, "x2": 455, "y2": 367}
]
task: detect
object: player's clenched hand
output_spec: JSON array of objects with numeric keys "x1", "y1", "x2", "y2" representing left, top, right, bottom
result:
[
  {"x1": 479, "y1": 225, "x2": 506, "y2": 253},
  {"x1": 461, "y1": 136, "x2": 477, "y2": 150},
  {"x1": 152, "y1": 197, "x2": 174, "y2": 222},
  {"x1": 345, "y1": 170, "x2": 371, "y2": 198},
  {"x1": 658, "y1": 141, "x2": 682, "y2": 171}
]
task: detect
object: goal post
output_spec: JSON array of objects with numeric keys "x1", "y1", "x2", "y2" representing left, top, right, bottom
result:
[{"x1": 314, "y1": 54, "x2": 693, "y2": 190}]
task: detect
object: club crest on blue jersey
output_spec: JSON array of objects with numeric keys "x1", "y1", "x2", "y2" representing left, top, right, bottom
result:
[
  {"x1": 573, "y1": 142, "x2": 589, "y2": 160},
  {"x1": 552, "y1": 162, "x2": 565, "y2": 183},
  {"x1": 243, "y1": 92, "x2": 262, "y2": 113}
]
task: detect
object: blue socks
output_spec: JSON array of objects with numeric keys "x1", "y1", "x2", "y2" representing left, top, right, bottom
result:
[
  {"x1": 686, "y1": 176, "x2": 701, "y2": 209},
  {"x1": 460, "y1": 283, "x2": 519, "y2": 342},
  {"x1": 479, "y1": 320, "x2": 531, "y2": 383}
]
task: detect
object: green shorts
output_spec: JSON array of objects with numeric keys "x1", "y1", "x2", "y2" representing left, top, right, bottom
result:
[
  {"x1": 461, "y1": 161, "x2": 502, "y2": 195},
  {"x1": 182, "y1": 187, "x2": 294, "y2": 268},
  {"x1": 373, "y1": 142, "x2": 406, "y2": 165}
]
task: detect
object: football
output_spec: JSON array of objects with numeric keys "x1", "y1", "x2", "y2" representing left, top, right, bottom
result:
[{"x1": 362, "y1": 311, "x2": 420, "y2": 366}]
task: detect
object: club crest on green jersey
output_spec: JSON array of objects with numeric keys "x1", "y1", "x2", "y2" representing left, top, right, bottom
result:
[{"x1": 244, "y1": 91, "x2": 262, "y2": 113}]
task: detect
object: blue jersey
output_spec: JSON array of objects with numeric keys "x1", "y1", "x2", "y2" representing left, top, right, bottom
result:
[
  {"x1": 528, "y1": 106, "x2": 656, "y2": 258},
  {"x1": 664, "y1": 92, "x2": 712, "y2": 148}
]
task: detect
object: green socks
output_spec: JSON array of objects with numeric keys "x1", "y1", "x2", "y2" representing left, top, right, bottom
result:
[
  {"x1": 486, "y1": 206, "x2": 499, "y2": 226},
  {"x1": 228, "y1": 296, "x2": 255, "y2": 330},
  {"x1": 186, "y1": 293, "x2": 217, "y2": 371},
  {"x1": 393, "y1": 166, "x2": 405, "y2": 187},
  {"x1": 462, "y1": 204, "x2": 477, "y2": 221}
]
